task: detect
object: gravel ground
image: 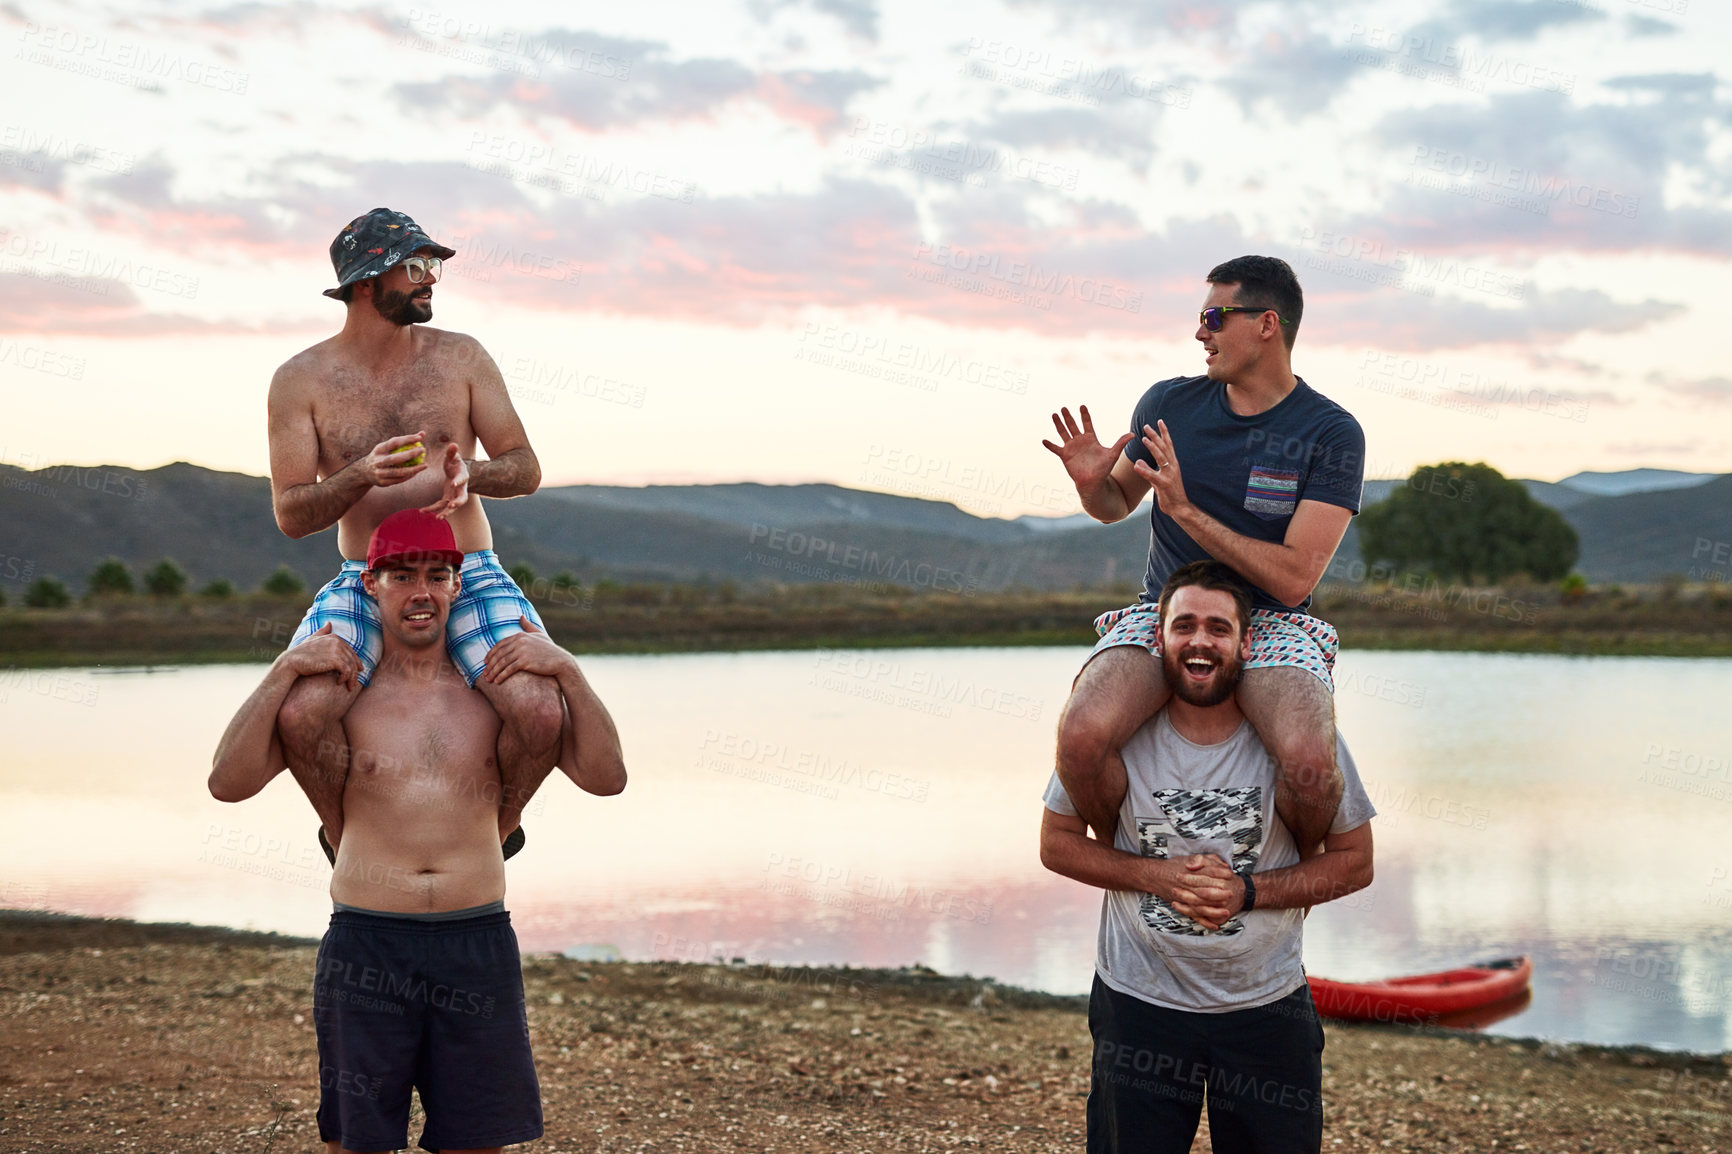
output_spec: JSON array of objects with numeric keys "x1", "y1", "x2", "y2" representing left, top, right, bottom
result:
[{"x1": 1, "y1": 912, "x2": 1727, "y2": 1153}]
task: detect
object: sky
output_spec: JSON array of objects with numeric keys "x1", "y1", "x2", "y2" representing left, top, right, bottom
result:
[{"x1": 1, "y1": 0, "x2": 1727, "y2": 519}]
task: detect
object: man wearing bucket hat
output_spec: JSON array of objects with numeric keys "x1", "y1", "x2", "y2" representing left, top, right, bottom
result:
[
  {"x1": 266, "y1": 207, "x2": 564, "y2": 855},
  {"x1": 211, "y1": 509, "x2": 626, "y2": 1154}
]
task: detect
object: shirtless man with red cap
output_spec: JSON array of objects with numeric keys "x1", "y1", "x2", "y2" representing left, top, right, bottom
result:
[{"x1": 210, "y1": 508, "x2": 625, "y2": 1154}]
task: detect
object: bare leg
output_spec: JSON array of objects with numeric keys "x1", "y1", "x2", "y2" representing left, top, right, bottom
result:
[
  {"x1": 1236, "y1": 666, "x2": 1342, "y2": 857},
  {"x1": 1055, "y1": 647, "x2": 1170, "y2": 842},
  {"x1": 278, "y1": 672, "x2": 360, "y2": 846},
  {"x1": 474, "y1": 670, "x2": 564, "y2": 840}
]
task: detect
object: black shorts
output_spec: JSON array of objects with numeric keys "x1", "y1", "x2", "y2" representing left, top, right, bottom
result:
[
  {"x1": 1087, "y1": 975, "x2": 1325, "y2": 1154},
  {"x1": 313, "y1": 909, "x2": 543, "y2": 1153}
]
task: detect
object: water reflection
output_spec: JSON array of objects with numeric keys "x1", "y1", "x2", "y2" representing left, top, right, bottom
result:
[{"x1": 2, "y1": 649, "x2": 1729, "y2": 1051}]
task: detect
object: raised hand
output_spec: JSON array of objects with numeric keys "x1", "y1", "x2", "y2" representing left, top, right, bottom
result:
[
  {"x1": 360, "y1": 431, "x2": 430, "y2": 488},
  {"x1": 420, "y1": 442, "x2": 471, "y2": 519},
  {"x1": 1042, "y1": 405, "x2": 1134, "y2": 492},
  {"x1": 1131, "y1": 419, "x2": 1193, "y2": 518}
]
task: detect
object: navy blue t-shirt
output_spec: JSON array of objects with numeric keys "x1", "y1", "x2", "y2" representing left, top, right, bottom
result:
[{"x1": 1125, "y1": 375, "x2": 1364, "y2": 614}]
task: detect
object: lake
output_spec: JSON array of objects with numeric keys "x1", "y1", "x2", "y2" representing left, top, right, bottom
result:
[{"x1": 2, "y1": 648, "x2": 1728, "y2": 1052}]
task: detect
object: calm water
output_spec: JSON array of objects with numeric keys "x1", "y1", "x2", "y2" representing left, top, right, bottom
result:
[{"x1": 2, "y1": 648, "x2": 1729, "y2": 1052}]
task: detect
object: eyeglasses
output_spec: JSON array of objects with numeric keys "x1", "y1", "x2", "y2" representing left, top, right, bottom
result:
[
  {"x1": 403, "y1": 255, "x2": 442, "y2": 284},
  {"x1": 1198, "y1": 306, "x2": 1288, "y2": 332}
]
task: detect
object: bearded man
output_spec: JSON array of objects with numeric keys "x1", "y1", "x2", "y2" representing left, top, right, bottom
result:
[{"x1": 1040, "y1": 560, "x2": 1377, "y2": 1154}]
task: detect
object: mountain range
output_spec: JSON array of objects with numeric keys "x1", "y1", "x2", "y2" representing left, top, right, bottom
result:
[{"x1": 0, "y1": 463, "x2": 1724, "y2": 596}]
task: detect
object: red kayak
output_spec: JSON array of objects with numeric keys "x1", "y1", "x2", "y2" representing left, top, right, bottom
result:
[{"x1": 1307, "y1": 956, "x2": 1532, "y2": 1025}]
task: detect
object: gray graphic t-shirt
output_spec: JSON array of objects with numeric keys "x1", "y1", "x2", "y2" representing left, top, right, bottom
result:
[{"x1": 1044, "y1": 710, "x2": 1375, "y2": 1012}]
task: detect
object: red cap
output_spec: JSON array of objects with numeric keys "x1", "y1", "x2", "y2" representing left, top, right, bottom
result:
[{"x1": 366, "y1": 509, "x2": 465, "y2": 571}]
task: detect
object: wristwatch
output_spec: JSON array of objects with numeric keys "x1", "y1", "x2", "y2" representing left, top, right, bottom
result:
[{"x1": 1237, "y1": 868, "x2": 1257, "y2": 912}]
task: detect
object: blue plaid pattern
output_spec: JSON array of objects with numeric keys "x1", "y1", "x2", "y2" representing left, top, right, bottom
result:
[
  {"x1": 444, "y1": 551, "x2": 545, "y2": 686},
  {"x1": 290, "y1": 550, "x2": 542, "y2": 687},
  {"x1": 1088, "y1": 603, "x2": 1339, "y2": 691}
]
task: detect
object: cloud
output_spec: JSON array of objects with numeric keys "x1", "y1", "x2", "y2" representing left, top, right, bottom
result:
[
  {"x1": 969, "y1": 106, "x2": 1159, "y2": 167},
  {"x1": 1307, "y1": 285, "x2": 1683, "y2": 350},
  {"x1": 1008, "y1": 0, "x2": 1232, "y2": 35},
  {"x1": 1603, "y1": 72, "x2": 1717, "y2": 99},
  {"x1": 752, "y1": 0, "x2": 881, "y2": 41},
  {"x1": 1435, "y1": 0, "x2": 1604, "y2": 41},
  {"x1": 1649, "y1": 373, "x2": 1732, "y2": 405},
  {"x1": 1371, "y1": 86, "x2": 1732, "y2": 256},
  {"x1": 1625, "y1": 14, "x2": 1680, "y2": 37},
  {"x1": 1221, "y1": 30, "x2": 1374, "y2": 115},
  {"x1": 392, "y1": 29, "x2": 878, "y2": 136},
  {"x1": 0, "y1": 153, "x2": 68, "y2": 194},
  {"x1": 0, "y1": 271, "x2": 320, "y2": 336}
]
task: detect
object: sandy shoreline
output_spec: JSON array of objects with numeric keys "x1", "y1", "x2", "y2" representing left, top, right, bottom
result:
[{"x1": 1, "y1": 910, "x2": 1727, "y2": 1153}]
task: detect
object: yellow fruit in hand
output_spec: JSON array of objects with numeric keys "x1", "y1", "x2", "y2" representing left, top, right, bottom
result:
[{"x1": 402, "y1": 441, "x2": 425, "y2": 466}]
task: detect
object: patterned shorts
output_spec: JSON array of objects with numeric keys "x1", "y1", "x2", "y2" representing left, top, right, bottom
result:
[
  {"x1": 1089, "y1": 603, "x2": 1339, "y2": 691},
  {"x1": 290, "y1": 550, "x2": 545, "y2": 688}
]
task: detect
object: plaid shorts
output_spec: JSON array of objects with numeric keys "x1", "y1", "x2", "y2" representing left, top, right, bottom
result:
[
  {"x1": 1090, "y1": 603, "x2": 1339, "y2": 691},
  {"x1": 290, "y1": 550, "x2": 545, "y2": 688}
]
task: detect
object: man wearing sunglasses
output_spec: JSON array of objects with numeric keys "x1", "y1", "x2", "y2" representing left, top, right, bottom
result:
[
  {"x1": 265, "y1": 207, "x2": 563, "y2": 859},
  {"x1": 1044, "y1": 255, "x2": 1365, "y2": 861}
]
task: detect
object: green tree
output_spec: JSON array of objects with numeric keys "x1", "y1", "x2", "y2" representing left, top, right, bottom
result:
[
  {"x1": 144, "y1": 558, "x2": 189, "y2": 597},
  {"x1": 25, "y1": 577, "x2": 72, "y2": 608},
  {"x1": 199, "y1": 578, "x2": 236, "y2": 599},
  {"x1": 261, "y1": 565, "x2": 306, "y2": 596},
  {"x1": 87, "y1": 557, "x2": 135, "y2": 597},
  {"x1": 1358, "y1": 462, "x2": 1578, "y2": 584}
]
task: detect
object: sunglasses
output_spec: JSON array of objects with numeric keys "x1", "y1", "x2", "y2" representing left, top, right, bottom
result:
[
  {"x1": 1198, "y1": 305, "x2": 1288, "y2": 332},
  {"x1": 403, "y1": 255, "x2": 442, "y2": 284}
]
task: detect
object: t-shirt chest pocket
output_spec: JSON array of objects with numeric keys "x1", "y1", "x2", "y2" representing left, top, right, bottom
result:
[{"x1": 1243, "y1": 464, "x2": 1300, "y2": 520}]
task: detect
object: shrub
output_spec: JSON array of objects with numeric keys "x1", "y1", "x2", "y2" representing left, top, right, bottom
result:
[
  {"x1": 261, "y1": 566, "x2": 306, "y2": 596},
  {"x1": 25, "y1": 577, "x2": 72, "y2": 608},
  {"x1": 144, "y1": 558, "x2": 189, "y2": 597},
  {"x1": 87, "y1": 557, "x2": 135, "y2": 597}
]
